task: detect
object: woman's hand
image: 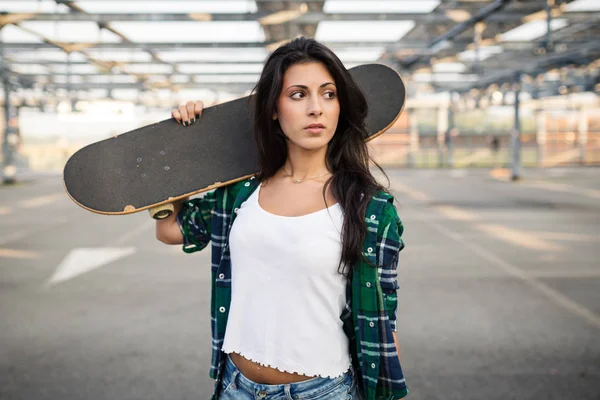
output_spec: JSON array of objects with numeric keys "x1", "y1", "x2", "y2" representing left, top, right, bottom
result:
[{"x1": 172, "y1": 100, "x2": 204, "y2": 126}]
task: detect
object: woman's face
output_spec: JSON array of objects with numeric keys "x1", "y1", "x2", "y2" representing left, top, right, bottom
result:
[{"x1": 275, "y1": 61, "x2": 340, "y2": 152}]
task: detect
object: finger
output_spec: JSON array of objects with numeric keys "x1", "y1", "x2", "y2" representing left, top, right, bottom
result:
[
  {"x1": 171, "y1": 109, "x2": 182, "y2": 123},
  {"x1": 194, "y1": 101, "x2": 204, "y2": 117},
  {"x1": 179, "y1": 105, "x2": 189, "y2": 126},
  {"x1": 186, "y1": 101, "x2": 196, "y2": 124}
]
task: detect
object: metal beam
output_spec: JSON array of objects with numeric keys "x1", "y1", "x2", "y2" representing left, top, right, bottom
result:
[
  {"x1": 1, "y1": 42, "x2": 269, "y2": 49},
  {"x1": 9, "y1": 39, "x2": 593, "y2": 64},
  {"x1": 5, "y1": 60, "x2": 264, "y2": 65},
  {"x1": 13, "y1": 72, "x2": 260, "y2": 77},
  {"x1": 458, "y1": 41, "x2": 600, "y2": 91},
  {"x1": 1, "y1": 40, "x2": 452, "y2": 50},
  {"x1": 29, "y1": 82, "x2": 256, "y2": 92},
  {"x1": 400, "y1": 0, "x2": 514, "y2": 68},
  {"x1": 6, "y1": 11, "x2": 582, "y2": 23}
]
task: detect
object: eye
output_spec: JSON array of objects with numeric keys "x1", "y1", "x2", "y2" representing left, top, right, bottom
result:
[
  {"x1": 290, "y1": 91, "x2": 305, "y2": 99},
  {"x1": 324, "y1": 91, "x2": 337, "y2": 99}
]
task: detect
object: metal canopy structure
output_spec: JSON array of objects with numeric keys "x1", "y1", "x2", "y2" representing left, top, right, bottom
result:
[{"x1": 0, "y1": 0, "x2": 599, "y2": 102}]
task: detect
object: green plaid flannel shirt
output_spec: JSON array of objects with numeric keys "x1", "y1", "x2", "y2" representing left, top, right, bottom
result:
[{"x1": 177, "y1": 176, "x2": 408, "y2": 400}]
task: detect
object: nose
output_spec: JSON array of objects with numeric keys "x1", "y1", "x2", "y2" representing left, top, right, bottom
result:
[{"x1": 307, "y1": 96, "x2": 323, "y2": 117}]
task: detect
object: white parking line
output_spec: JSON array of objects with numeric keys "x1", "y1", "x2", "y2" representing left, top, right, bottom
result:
[
  {"x1": 0, "y1": 248, "x2": 40, "y2": 259},
  {"x1": 475, "y1": 223, "x2": 563, "y2": 252},
  {"x1": 111, "y1": 219, "x2": 155, "y2": 246},
  {"x1": 393, "y1": 181, "x2": 600, "y2": 330},
  {"x1": 393, "y1": 182, "x2": 433, "y2": 202},
  {"x1": 47, "y1": 247, "x2": 136, "y2": 285},
  {"x1": 0, "y1": 217, "x2": 68, "y2": 246},
  {"x1": 434, "y1": 205, "x2": 478, "y2": 221},
  {"x1": 415, "y1": 212, "x2": 600, "y2": 330},
  {"x1": 0, "y1": 192, "x2": 65, "y2": 216},
  {"x1": 525, "y1": 270, "x2": 600, "y2": 278},
  {"x1": 536, "y1": 231, "x2": 600, "y2": 243},
  {"x1": 20, "y1": 193, "x2": 64, "y2": 209},
  {"x1": 524, "y1": 180, "x2": 600, "y2": 200}
]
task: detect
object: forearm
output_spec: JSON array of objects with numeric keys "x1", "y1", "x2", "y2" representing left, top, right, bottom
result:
[{"x1": 155, "y1": 197, "x2": 188, "y2": 244}]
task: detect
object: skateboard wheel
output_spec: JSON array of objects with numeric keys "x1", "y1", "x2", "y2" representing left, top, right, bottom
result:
[{"x1": 149, "y1": 203, "x2": 175, "y2": 220}]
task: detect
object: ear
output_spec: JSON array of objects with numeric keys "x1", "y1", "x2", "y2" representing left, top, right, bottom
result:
[{"x1": 272, "y1": 112, "x2": 278, "y2": 120}]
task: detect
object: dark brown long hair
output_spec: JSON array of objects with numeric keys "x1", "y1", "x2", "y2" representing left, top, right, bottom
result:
[{"x1": 251, "y1": 37, "x2": 389, "y2": 276}]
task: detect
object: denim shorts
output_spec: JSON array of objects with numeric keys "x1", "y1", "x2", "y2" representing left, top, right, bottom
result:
[{"x1": 219, "y1": 355, "x2": 361, "y2": 400}]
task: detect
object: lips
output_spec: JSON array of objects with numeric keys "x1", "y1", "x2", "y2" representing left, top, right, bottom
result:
[{"x1": 305, "y1": 123, "x2": 325, "y2": 129}]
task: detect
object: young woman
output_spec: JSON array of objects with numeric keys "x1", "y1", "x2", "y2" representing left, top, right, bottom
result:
[{"x1": 156, "y1": 37, "x2": 408, "y2": 400}]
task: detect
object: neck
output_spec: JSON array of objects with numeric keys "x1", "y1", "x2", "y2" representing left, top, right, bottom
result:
[{"x1": 283, "y1": 144, "x2": 329, "y2": 178}]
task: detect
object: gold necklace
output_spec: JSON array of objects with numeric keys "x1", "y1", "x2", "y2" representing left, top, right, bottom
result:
[{"x1": 284, "y1": 169, "x2": 331, "y2": 184}]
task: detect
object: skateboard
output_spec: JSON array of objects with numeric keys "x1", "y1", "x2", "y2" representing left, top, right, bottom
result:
[{"x1": 63, "y1": 63, "x2": 406, "y2": 219}]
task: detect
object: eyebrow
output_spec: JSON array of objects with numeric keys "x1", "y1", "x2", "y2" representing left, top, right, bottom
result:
[{"x1": 285, "y1": 82, "x2": 336, "y2": 91}]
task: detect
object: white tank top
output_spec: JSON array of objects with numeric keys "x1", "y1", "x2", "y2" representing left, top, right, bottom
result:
[{"x1": 222, "y1": 184, "x2": 351, "y2": 378}]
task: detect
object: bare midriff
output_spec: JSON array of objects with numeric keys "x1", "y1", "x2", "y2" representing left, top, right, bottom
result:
[{"x1": 229, "y1": 353, "x2": 316, "y2": 385}]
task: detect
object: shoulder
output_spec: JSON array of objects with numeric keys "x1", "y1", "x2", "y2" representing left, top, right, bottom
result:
[
  {"x1": 216, "y1": 176, "x2": 258, "y2": 195},
  {"x1": 368, "y1": 190, "x2": 398, "y2": 219},
  {"x1": 368, "y1": 190, "x2": 403, "y2": 234}
]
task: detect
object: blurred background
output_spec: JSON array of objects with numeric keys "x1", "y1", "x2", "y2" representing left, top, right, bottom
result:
[
  {"x1": 1, "y1": 1, "x2": 599, "y2": 400},
  {"x1": 0, "y1": 0, "x2": 599, "y2": 177}
]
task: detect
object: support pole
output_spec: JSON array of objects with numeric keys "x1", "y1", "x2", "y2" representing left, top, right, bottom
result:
[
  {"x1": 545, "y1": 0, "x2": 554, "y2": 52},
  {"x1": 511, "y1": 74, "x2": 522, "y2": 181},
  {"x1": 536, "y1": 109, "x2": 547, "y2": 167},
  {"x1": 407, "y1": 111, "x2": 419, "y2": 168},
  {"x1": 437, "y1": 105, "x2": 448, "y2": 168},
  {"x1": 473, "y1": 22, "x2": 485, "y2": 75},
  {"x1": 446, "y1": 104, "x2": 455, "y2": 168},
  {"x1": 578, "y1": 108, "x2": 588, "y2": 165},
  {"x1": 1, "y1": 26, "x2": 17, "y2": 184}
]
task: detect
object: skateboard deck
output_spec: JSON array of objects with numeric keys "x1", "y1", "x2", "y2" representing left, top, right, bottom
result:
[{"x1": 63, "y1": 63, "x2": 406, "y2": 218}]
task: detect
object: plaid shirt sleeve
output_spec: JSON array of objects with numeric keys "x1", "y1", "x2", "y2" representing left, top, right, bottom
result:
[
  {"x1": 356, "y1": 193, "x2": 408, "y2": 400},
  {"x1": 376, "y1": 201, "x2": 405, "y2": 332},
  {"x1": 176, "y1": 190, "x2": 218, "y2": 253}
]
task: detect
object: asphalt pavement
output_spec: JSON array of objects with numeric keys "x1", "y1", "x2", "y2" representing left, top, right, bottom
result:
[{"x1": 1, "y1": 167, "x2": 599, "y2": 400}]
